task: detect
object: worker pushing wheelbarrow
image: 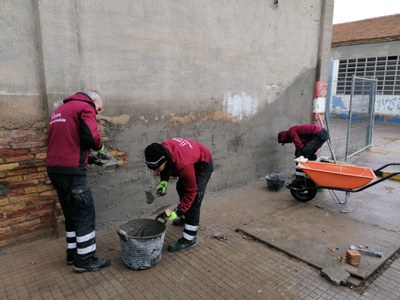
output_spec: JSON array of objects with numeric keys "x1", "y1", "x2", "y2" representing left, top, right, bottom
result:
[{"x1": 277, "y1": 122, "x2": 400, "y2": 212}]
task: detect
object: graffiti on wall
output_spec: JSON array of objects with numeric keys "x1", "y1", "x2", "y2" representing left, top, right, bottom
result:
[{"x1": 330, "y1": 95, "x2": 400, "y2": 124}]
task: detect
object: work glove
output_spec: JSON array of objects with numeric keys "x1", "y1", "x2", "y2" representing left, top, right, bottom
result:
[
  {"x1": 88, "y1": 154, "x2": 104, "y2": 166},
  {"x1": 156, "y1": 209, "x2": 180, "y2": 222},
  {"x1": 156, "y1": 181, "x2": 168, "y2": 197},
  {"x1": 93, "y1": 145, "x2": 112, "y2": 162},
  {"x1": 97, "y1": 144, "x2": 105, "y2": 154}
]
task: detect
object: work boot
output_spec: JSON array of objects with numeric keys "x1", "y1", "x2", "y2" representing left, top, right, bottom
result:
[
  {"x1": 168, "y1": 237, "x2": 197, "y2": 252},
  {"x1": 72, "y1": 257, "x2": 111, "y2": 273},
  {"x1": 66, "y1": 253, "x2": 74, "y2": 265},
  {"x1": 66, "y1": 249, "x2": 76, "y2": 265},
  {"x1": 172, "y1": 217, "x2": 185, "y2": 226}
]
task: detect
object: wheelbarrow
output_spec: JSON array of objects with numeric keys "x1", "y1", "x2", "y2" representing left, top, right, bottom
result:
[{"x1": 286, "y1": 161, "x2": 400, "y2": 212}]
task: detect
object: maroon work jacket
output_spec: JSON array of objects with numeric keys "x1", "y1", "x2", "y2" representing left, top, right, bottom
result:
[
  {"x1": 46, "y1": 93, "x2": 103, "y2": 174},
  {"x1": 160, "y1": 138, "x2": 212, "y2": 213}
]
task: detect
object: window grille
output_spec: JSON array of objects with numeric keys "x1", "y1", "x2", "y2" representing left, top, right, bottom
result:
[{"x1": 336, "y1": 56, "x2": 400, "y2": 95}]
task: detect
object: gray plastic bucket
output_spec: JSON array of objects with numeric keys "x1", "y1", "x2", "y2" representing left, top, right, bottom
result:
[
  {"x1": 117, "y1": 219, "x2": 166, "y2": 270},
  {"x1": 265, "y1": 173, "x2": 286, "y2": 192}
]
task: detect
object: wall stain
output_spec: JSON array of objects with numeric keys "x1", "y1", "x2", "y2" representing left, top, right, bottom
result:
[
  {"x1": 136, "y1": 110, "x2": 245, "y2": 126},
  {"x1": 99, "y1": 114, "x2": 130, "y2": 125}
]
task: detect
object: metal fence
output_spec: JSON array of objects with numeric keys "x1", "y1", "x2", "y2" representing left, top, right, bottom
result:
[{"x1": 321, "y1": 74, "x2": 377, "y2": 161}]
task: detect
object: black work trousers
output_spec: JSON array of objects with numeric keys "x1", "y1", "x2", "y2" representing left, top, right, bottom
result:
[
  {"x1": 300, "y1": 128, "x2": 329, "y2": 159},
  {"x1": 48, "y1": 173, "x2": 96, "y2": 264},
  {"x1": 176, "y1": 160, "x2": 213, "y2": 241}
]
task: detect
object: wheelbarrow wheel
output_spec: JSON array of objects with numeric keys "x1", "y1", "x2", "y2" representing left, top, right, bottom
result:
[{"x1": 289, "y1": 178, "x2": 317, "y2": 202}]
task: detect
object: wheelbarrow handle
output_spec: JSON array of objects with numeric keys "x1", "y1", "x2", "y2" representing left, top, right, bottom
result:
[{"x1": 374, "y1": 162, "x2": 400, "y2": 173}]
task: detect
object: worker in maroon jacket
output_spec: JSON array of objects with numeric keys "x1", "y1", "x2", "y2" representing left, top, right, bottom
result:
[
  {"x1": 278, "y1": 124, "x2": 329, "y2": 161},
  {"x1": 46, "y1": 91, "x2": 111, "y2": 272},
  {"x1": 144, "y1": 138, "x2": 213, "y2": 252}
]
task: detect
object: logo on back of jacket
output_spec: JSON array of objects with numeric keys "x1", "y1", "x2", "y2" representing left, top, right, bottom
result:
[
  {"x1": 172, "y1": 137, "x2": 193, "y2": 149},
  {"x1": 49, "y1": 112, "x2": 66, "y2": 125}
]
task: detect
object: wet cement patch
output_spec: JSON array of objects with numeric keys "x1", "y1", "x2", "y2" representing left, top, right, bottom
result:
[{"x1": 239, "y1": 203, "x2": 400, "y2": 281}]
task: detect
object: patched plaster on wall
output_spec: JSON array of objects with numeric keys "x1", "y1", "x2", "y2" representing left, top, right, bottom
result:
[{"x1": 223, "y1": 92, "x2": 258, "y2": 119}]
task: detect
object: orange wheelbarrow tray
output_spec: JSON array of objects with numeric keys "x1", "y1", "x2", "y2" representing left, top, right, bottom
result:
[{"x1": 297, "y1": 161, "x2": 400, "y2": 191}]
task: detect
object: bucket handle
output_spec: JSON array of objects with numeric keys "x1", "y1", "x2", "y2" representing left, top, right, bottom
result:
[{"x1": 117, "y1": 229, "x2": 129, "y2": 242}]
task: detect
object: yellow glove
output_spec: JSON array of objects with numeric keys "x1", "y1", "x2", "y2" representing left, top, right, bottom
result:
[
  {"x1": 156, "y1": 209, "x2": 178, "y2": 222},
  {"x1": 96, "y1": 144, "x2": 105, "y2": 154},
  {"x1": 156, "y1": 181, "x2": 168, "y2": 196}
]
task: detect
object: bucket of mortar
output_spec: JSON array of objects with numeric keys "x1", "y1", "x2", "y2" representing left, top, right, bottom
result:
[{"x1": 117, "y1": 219, "x2": 166, "y2": 270}]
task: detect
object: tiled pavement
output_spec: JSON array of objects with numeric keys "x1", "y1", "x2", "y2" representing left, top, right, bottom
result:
[{"x1": 1, "y1": 124, "x2": 400, "y2": 300}]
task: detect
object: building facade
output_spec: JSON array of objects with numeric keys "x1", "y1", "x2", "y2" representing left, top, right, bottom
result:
[
  {"x1": 0, "y1": 0, "x2": 334, "y2": 247},
  {"x1": 331, "y1": 14, "x2": 400, "y2": 123}
]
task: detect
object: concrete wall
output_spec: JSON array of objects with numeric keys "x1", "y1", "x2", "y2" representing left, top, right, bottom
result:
[{"x1": 0, "y1": 0, "x2": 334, "y2": 243}]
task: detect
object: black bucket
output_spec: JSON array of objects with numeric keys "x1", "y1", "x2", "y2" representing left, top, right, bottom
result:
[
  {"x1": 265, "y1": 173, "x2": 286, "y2": 192},
  {"x1": 117, "y1": 219, "x2": 166, "y2": 270}
]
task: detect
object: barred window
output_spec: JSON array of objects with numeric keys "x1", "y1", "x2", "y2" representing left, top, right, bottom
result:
[{"x1": 336, "y1": 56, "x2": 400, "y2": 95}]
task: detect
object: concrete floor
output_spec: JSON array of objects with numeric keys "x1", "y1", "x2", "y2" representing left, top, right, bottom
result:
[{"x1": 1, "y1": 123, "x2": 400, "y2": 299}]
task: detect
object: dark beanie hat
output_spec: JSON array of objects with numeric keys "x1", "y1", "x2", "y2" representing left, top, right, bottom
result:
[{"x1": 144, "y1": 143, "x2": 167, "y2": 169}]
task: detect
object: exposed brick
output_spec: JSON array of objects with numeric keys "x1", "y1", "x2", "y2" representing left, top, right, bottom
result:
[
  {"x1": 5, "y1": 155, "x2": 35, "y2": 163},
  {"x1": 25, "y1": 198, "x2": 54, "y2": 208},
  {"x1": 40, "y1": 190, "x2": 57, "y2": 197},
  {"x1": 27, "y1": 209, "x2": 54, "y2": 222},
  {"x1": 18, "y1": 160, "x2": 46, "y2": 168},
  {"x1": 23, "y1": 172, "x2": 47, "y2": 180},
  {"x1": 9, "y1": 194, "x2": 40, "y2": 204},
  {"x1": 3, "y1": 175, "x2": 23, "y2": 183},
  {"x1": 14, "y1": 226, "x2": 53, "y2": 242},
  {"x1": 6, "y1": 188, "x2": 25, "y2": 197},
  {"x1": 1, "y1": 203, "x2": 26, "y2": 213},
  {"x1": 0, "y1": 215, "x2": 26, "y2": 226},
  {"x1": 2, "y1": 129, "x2": 39, "y2": 139},
  {"x1": 25, "y1": 185, "x2": 52, "y2": 194},
  {"x1": 0, "y1": 198, "x2": 9, "y2": 206},
  {"x1": 7, "y1": 167, "x2": 37, "y2": 176},
  {"x1": 0, "y1": 226, "x2": 11, "y2": 235},
  {"x1": 0, "y1": 149, "x2": 29, "y2": 158},
  {"x1": 35, "y1": 146, "x2": 48, "y2": 152},
  {"x1": 35, "y1": 153, "x2": 47, "y2": 160},
  {"x1": 0, "y1": 163, "x2": 19, "y2": 171},
  {"x1": 12, "y1": 141, "x2": 46, "y2": 149},
  {"x1": 0, "y1": 145, "x2": 11, "y2": 150},
  {"x1": 0, "y1": 173, "x2": 6, "y2": 178},
  {"x1": 11, "y1": 218, "x2": 40, "y2": 231},
  {"x1": 0, "y1": 137, "x2": 13, "y2": 145},
  {"x1": 9, "y1": 180, "x2": 39, "y2": 189},
  {"x1": 39, "y1": 213, "x2": 54, "y2": 223}
]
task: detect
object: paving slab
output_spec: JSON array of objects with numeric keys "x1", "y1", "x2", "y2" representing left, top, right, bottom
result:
[{"x1": 239, "y1": 203, "x2": 400, "y2": 281}]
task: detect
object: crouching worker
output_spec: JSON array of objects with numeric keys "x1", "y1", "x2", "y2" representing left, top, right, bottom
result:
[
  {"x1": 278, "y1": 123, "x2": 329, "y2": 161},
  {"x1": 46, "y1": 91, "x2": 111, "y2": 272},
  {"x1": 144, "y1": 138, "x2": 213, "y2": 252}
]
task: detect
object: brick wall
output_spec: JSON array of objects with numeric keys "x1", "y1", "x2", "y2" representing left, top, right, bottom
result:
[{"x1": 0, "y1": 127, "x2": 59, "y2": 248}]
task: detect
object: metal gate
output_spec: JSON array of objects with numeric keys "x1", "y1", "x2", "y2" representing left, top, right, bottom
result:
[{"x1": 323, "y1": 73, "x2": 377, "y2": 161}]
